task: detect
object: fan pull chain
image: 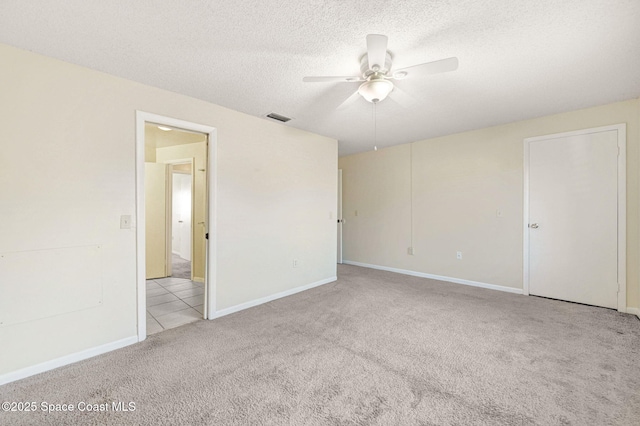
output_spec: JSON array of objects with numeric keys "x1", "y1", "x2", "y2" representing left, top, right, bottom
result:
[{"x1": 373, "y1": 102, "x2": 378, "y2": 151}]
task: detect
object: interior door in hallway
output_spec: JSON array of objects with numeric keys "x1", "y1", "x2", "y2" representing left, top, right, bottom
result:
[
  {"x1": 526, "y1": 127, "x2": 622, "y2": 309},
  {"x1": 172, "y1": 170, "x2": 192, "y2": 262}
]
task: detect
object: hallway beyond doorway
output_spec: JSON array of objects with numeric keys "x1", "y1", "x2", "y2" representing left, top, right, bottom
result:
[{"x1": 171, "y1": 253, "x2": 191, "y2": 280}]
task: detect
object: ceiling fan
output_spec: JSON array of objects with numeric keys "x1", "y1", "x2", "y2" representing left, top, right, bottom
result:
[{"x1": 303, "y1": 34, "x2": 458, "y2": 104}]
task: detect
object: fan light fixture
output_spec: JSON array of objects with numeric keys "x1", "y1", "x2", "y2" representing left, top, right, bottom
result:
[
  {"x1": 358, "y1": 77, "x2": 393, "y2": 103},
  {"x1": 302, "y1": 34, "x2": 459, "y2": 105}
]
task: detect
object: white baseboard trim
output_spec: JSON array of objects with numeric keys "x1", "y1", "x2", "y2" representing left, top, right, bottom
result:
[
  {"x1": 343, "y1": 261, "x2": 523, "y2": 295},
  {"x1": 211, "y1": 276, "x2": 338, "y2": 319},
  {"x1": 626, "y1": 307, "x2": 640, "y2": 319},
  {"x1": 0, "y1": 335, "x2": 138, "y2": 386}
]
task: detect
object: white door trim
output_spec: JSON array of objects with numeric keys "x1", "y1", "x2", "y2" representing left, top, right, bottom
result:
[
  {"x1": 523, "y1": 124, "x2": 626, "y2": 312},
  {"x1": 337, "y1": 169, "x2": 343, "y2": 264},
  {"x1": 135, "y1": 111, "x2": 217, "y2": 341}
]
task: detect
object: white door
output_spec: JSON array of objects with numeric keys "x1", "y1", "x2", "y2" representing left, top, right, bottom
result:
[
  {"x1": 172, "y1": 172, "x2": 192, "y2": 261},
  {"x1": 526, "y1": 127, "x2": 623, "y2": 309},
  {"x1": 337, "y1": 169, "x2": 343, "y2": 264}
]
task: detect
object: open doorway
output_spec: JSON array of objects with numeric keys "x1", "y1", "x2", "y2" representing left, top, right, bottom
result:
[
  {"x1": 136, "y1": 112, "x2": 217, "y2": 341},
  {"x1": 144, "y1": 124, "x2": 205, "y2": 335}
]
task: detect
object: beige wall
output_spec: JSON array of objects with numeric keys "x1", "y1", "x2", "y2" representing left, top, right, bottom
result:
[
  {"x1": 215, "y1": 117, "x2": 338, "y2": 309},
  {"x1": 340, "y1": 99, "x2": 639, "y2": 309},
  {"x1": 0, "y1": 43, "x2": 337, "y2": 378},
  {"x1": 144, "y1": 162, "x2": 169, "y2": 279},
  {"x1": 145, "y1": 129, "x2": 157, "y2": 162}
]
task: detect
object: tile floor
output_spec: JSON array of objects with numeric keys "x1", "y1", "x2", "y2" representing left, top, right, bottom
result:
[{"x1": 146, "y1": 277, "x2": 204, "y2": 335}]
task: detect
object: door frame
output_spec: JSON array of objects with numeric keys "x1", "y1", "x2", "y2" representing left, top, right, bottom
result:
[
  {"x1": 136, "y1": 111, "x2": 217, "y2": 341},
  {"x1": 523, "y1": 124, "x2": 626, "y2": 312},
  {"x1": 337, "y1": 169, "x2": 343, "y2": 264}
]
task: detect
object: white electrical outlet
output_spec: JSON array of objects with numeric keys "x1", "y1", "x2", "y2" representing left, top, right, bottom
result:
[
  {"x1": 120, "y1": 215, "x2": 132, "y2": 229},
  {"x1": 456, "y1": 251, "x2": 462, "y2": 260},
  {"x1": 408, "y1": 247, "x2": 414, "y2": 255},
  {"x1": 496, "y1": 209, "x2": 503, "y2": 218},
  {"x1": 354, "y1": 210, "x2": 358, "y2": 217},
  {"x1": 293, "y1": 259, "x2": 298, "y2": 268}
]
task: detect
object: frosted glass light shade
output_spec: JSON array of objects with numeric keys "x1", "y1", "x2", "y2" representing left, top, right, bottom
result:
[{"x1": 358, "y1": 78, "x2": 393, "y2": 103}]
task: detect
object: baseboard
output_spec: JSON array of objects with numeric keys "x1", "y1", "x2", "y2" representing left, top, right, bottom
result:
[
  {"x1": 211, "y1": 276, "x2": 338, "y2": 319},
  {"x1": 0, "y1": 335, "x2": 138, "y2": 386},
  {"x1": 193, "y1": 276, "x2": 204, "y2": 283},
  {"x1": 343, "y1": 261, "x2": 523, "y2": 295},
  {"x1": 626, "y1": 307, "x2": 640, "y2": 319}
]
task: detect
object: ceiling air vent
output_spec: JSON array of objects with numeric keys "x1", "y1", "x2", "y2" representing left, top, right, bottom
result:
[{"x1": 265, "y1": 112, "x2": 292, "y2": 123}]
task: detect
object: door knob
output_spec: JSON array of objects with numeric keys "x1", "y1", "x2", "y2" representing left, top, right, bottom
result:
[{"x1": 529, "y1": 223, "x2": 539, "y2": 229}]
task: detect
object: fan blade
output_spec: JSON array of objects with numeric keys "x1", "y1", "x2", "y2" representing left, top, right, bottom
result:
[
  {"x1": 366, "y1": 34, "x2": 388, "y2": 71},
  {"x1": 388, "y1": 85, "x2": 415, "y2": 108},
  {"x1": 392, "y1": 57, "x2": 458, "y2": 79},
  {"x1": 337, "y1": 91, "x2": 362, "y2": 110},
  {"x1": 303, "y1": 76, "x2": 363, "y2": 83}
]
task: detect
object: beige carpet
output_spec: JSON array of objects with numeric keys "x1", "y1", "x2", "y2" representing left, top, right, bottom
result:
[{"x1": 1, "y1": 264, "x2": 639, "y2": 425}]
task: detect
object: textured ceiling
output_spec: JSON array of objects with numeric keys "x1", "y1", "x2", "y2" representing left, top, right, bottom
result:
[{"x1": 1, "y1": 1, "x2": 639, "y2": 156}]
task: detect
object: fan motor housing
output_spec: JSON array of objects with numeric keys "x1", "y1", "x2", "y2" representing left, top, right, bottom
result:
[{"x1": 360, "y1": 52, "x2": 393, "y2": 77}]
